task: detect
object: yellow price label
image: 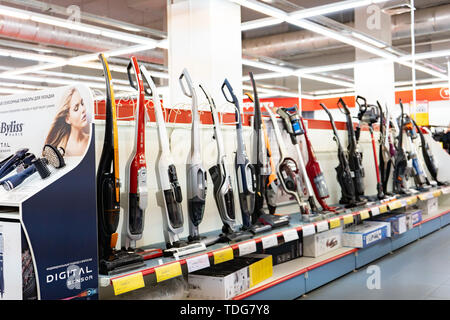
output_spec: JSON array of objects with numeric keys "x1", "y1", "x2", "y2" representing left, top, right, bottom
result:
[
  {"x1": 407, "y1": 197, "x2": 417, "y2": 205},
  {"x1": 155, "y1": 262, "x2": 182, "y2": 283},
  {"x1": 213, "y1": 247, "x2": 234, "y2": 265},
  {"x1": 359, "y1": 209, "x2": 370, "y2": 220},
  {"x1": 343, "y1": 214, "x2": 354, "y2": 225},
  {"x1": 329, "y1": 218, "x2": 341, "y2": 229},
  {"x1": 433, "y1": 190, "x2": 442, "y2": 197},
  {"x1": 112, "y1": 272, "x2": 145, "y2": 296},
  {"x1": 388, "y1": 201, "x2": 402, "y2": 210},
  {"x1": 418, "y1": 193, "x2": 429, "y2": 201},
  {"x1": 379, "y1": 204, "x2": 388, "y2": 213},
  {"x1": 249, "y1": 256, "x2": 273, "y2": 287}
]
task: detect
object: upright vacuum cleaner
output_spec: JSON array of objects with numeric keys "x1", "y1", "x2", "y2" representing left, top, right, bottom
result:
[
  {"x1": 248, "y1": 73, "x2": 290, "y2": 227},
  {"x1": 179, "y1": 69, "x2": 208, "y2": 244},
  {"x1": 392, "y1": 100, "x2": 410, "y2": 195},
  {"x1": 97, "y1": 53, "x2": 144, "y2": 275},
  {"x1": 277, "y1": 106, "x2": 330, "y2": 218},
  {"x1": 320, "y1": 103, "x2": 359, "y2": 208},
  {"x1": 201, "y1": 84, "x2": 253, "y2": 242},
  {"x1": 337, "y1": 98, "x2": 366, "y2": 205},
  {"x1": 355, "y1": 96, "x2": 384, "y2": 200},
  {"x1": 141, "y1": 66, "x2": 207, "y2": 257},
  {"x1": 124, "y1": 56, "x2": 149, "y2": 254},
  {"x1": 221, "y1": 80, "x2": 270, "y2": 234}
]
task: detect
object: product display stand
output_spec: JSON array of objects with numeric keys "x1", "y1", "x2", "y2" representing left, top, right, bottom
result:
[
  {"x1": 98, "y1": 182, "x2": 450, "y2": 299},
  {"x1": 0, "y1": 84, "x2": 98, "y2": 300}
]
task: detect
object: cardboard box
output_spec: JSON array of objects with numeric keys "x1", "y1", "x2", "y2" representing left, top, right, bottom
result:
[
  {"x1": 418, "y1": 197, "x2": 438, "y2": 216},
  {"x1": 257, "y1": 238, "x2": 302, "y2": 265},
  {"x1": 342, "y1": 222, "x2": 389, "y2": 248},
  {"x1": 303, "y1": 227, "x2": 342, "y2": 258},
  {"x1": 188, "y1": 254, "x2": 272, "y2": 300},
  {"x1": 408, "y1": 209, "x2": 423, "y2": 226},
  {"x1": 370, "y1": 213, "x2": 407, "y2": 236}
]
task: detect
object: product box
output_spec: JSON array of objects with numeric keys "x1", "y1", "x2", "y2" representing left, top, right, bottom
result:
[
  {"x1": 342, "y1": 222, "x2": 389, "y2": 248},
  {"x1": 303, "y1": 227, "x2": 342, "y2": 258},
  {"x1": 188, "y1": 254, "x2": 272, "y2": 300},
  {"x1": 258, "y1": 238, "x2": 302, "y2": 265},
  {"x1": 417, "y1": 197, "x2": 438, "y2": 216},
  {"x1": 370, "y1": 213, "x2": 407, "y2": 236},
  {"x1": 406, "y1": 208, "x2": 423, "y2": 226}
]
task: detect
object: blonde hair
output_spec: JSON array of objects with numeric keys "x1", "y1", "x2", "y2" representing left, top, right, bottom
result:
[{"x1": 44, "y1": 88, "x2": 77, "y2": 149}]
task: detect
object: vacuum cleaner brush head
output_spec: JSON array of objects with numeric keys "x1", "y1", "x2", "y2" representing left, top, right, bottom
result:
[{"x1": 42, "y1": 144, "x2": 65, "y2": 169}]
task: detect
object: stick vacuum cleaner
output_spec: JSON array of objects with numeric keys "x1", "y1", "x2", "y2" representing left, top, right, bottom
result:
[
  {"x1": 299, "y1": 116, "x2": 340, "y2": 213},
  {"x1": 201, "y1": 84, "x2": 253, "y2": 243},
  {"x1": 248, "y1": 73, "x2": 290, "y2": 228},
  {"x1": 140, "y1": 66, "x2": 207, "y2": 257},
  {"x1": 355, "y1": 96, "x2": 384, "y2": 200},
  {"x1": 320, "y1": 103, "x2": 359, "y2": 208},
  {"x1": 392, "y1": 100, "x2": 410, "y2": 195},
  {"x1": 179, "y1": 69, "x2": 208, "y2": 243},
  {"x1": 277, "y1": 106, "x2": 329, "y2": 219},
  {"x1": 245, "y1": 92, "x2": 282, "y2": 219},
  {"x1": 377, "y1": 102, "x2": 395, "y2": 196},
  {"x1": 265, "y1": 104, "x2": 308, "y2": 217},
  {"x1": 97, "y1": 53, "x2": 144, "y2": 275},
  {"x1": 337, "y1": 98, "x2": 367, "y2": 205},
  {"x1": 402, "y1": 112, "x2": 432, "y2": 191},
  {"x1": 411, "y1": 119, "x2": 443, "y2": 185},
  {"x1": 124, "y1": 57, "x2": 149, "y2": 252},
  {"x1": 221, "y1": 80, "x2": 271, "y2": 234}
]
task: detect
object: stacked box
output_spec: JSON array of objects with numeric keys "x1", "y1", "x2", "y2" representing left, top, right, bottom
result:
[
  {"x1": 342, "y1": 222, "x2": 389, "y2": 248},
  {"x1": 258, "y1": 238, "x2": 302, "y2": 265},
  {"x1": 303, "y1": 227, "x2": 342, "y2": 258},
  {"x1": 418, "y1": 197, "x2": 438, "y2": 215},
  {"x1": 188, "y1": 254, "x2": 272, "y2": 300},
  {"x1": 370, "y1": 213, "x2": 407, "y2": 236}
]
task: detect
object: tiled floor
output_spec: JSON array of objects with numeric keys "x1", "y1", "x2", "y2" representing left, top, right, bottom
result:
[{"x1": 299, "y1": 224, "x2": 450, "y2": 300}]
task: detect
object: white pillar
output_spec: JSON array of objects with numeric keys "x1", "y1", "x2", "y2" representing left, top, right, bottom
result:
[
  {"x1": 167, "y1": 0, "x2": 242, "y2": 111},
  {"x1": 354, "y1": 4, "x2": 395, "y2": 109}
]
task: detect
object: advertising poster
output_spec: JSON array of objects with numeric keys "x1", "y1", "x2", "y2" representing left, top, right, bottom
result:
[{"x1": 0, "y1": 84, "x2": 98, "y2": 300}]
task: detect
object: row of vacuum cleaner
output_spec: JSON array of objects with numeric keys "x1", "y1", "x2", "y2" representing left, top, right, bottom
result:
[{"x1": 96, "y1": 54, "x2": 443, "y2": 275}]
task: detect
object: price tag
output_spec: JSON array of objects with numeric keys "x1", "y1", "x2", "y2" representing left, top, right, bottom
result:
[
  {"x1": 112, "y1": 273, "x2": 145, "y2": 296},
  {"x1": 433, "y1": 190, "x2": 442, "y2": 197},
  {"x1": 282, "y1": 229, "x2": 299, "y2": 242},
  {"x1": 400, "y1": 199, "x2": 408, "y2": 207},
  {"x1": 343, "y1": 214, "x2": 354, "y2": 225},
  {"x1": 443, "y1": 187, "x2": 450, "y2": 194},
  {"x1": 213, "y1": 247, "x2": 234, "y2": 265},
  {"x1": 316, "y1": 220, "x2": 329, "y2": 233},
  {"x1": 261, "y1": 234, "x2": 278, "y2": 249},
  {"x1": 155, "y1": 262, "x2": 182, "y2": 283},
  {"x1": 301, "y1": 224, "x2": 316, "y2": 237},
  {"x1": 379, "y1": 204, "x2": 388, "y2": 213},
  {"x1": 329, "y1": 218, "x2": 341, "y2": 229},
  {"x1": 186, "y1": 254, "x2": 210, "y2": 273},
  {"x1": 388, "y1": 201, "x2": 402, "y2": 210},
  {"x1": 238, "y1": 240, "x2": 257, "y2": 256},
  {"x1": 370, "y1": 207, "x2": 380, "y2": 217},
  {"x1": 359, "y1": 209, "x2": 370, "y2": 220},
  {"x1": 407, "y1": 197, "x2": 417, "y2": 205},
  {"x1": 418, "y1": 193, "x2": 428, "y2": 201}
]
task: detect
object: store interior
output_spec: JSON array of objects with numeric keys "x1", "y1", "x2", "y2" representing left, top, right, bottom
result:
[{"x1": 0, "y1": 0, "x2": 449, "y2": 301}]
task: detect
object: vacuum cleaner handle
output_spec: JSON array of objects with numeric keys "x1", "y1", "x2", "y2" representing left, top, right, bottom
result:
[{"x1": 179, "y1": 69, "x2": 194, "y2": 98}]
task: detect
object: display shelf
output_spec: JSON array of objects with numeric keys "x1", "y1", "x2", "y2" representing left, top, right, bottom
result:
[
  {"x1": 231, "y1": 203, "x2": 450, "y2": 300},
  {"x1": 100, "y1": 185, "x2": 450, "y2": 296}
]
